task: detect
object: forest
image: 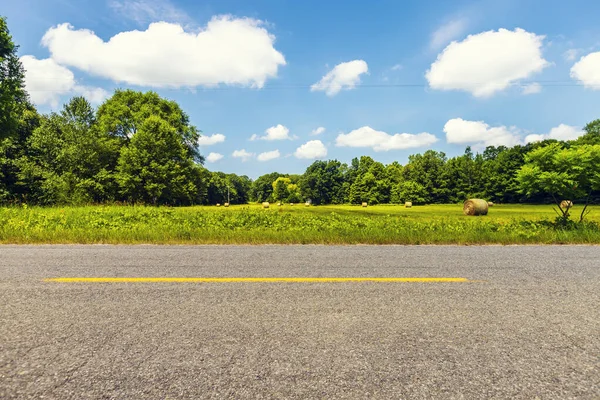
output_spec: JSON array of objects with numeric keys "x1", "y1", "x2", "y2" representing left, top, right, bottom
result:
[{"x1": 2, "y1": 16, "x2": 600, "y2": 210}]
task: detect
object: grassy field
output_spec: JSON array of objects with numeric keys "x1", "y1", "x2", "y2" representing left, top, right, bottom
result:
[{"x1": 1, "y1": 203, "x2": 599, "y2": 245}]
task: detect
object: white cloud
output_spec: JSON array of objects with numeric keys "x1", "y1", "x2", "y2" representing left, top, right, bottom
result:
[
  {"x1": 525, "y1": 124, "x2": 584, "y2": 143},
  {"x1": 41, "y1": 17, "x2": 286, "y2": 88},
  {"x1": 197, "y1": 133, "x2": 226, "y2": 146},
  {"x1": 570, "y1": 51, "x2": 600, "y2": 89},
  {"x1": 251, "y1": 124, "x2": 294, "y2": 141},
  {"x1": 430, "y1": 18, "x2": 467, "y2": 50},
  {"x1": 257, "y1": 150, "x2": 281, "y2": 162},
  {"x1": 20, "y1": 55, "x2": 107, "y2": 107},
  {"x1": 311, "y1": 127, "x2": 326, "y2": 136},
  {"x1": 443, "y1": 118, "x2": 521, "y2": 147},
  {"x1": 311, "y1": 60, "x2": 368, "y2": 96},
  {"x1": 426, "y1": 28, "x2": 549, "y2": 97},
  {"x1": 522, "y1": 82, "x2": 541, "y2": 95},
  {"x1": 205, "y1": 152, "x2": 224, "y2": 162},
  {"x1": 109, "y1": 0, "x2": 191, "y2": 26},
  {"x1": 563, "y1": 48, "x2": 581, "y2": 61},
  {"x1": 232, "y1": 149, "x2": 254, "y2": 162},
  {"x1": 335, "y1": 126, "x2": 438, "y2": 151},
  {"x1": 294, "y1": 140, "x2": 327, "y2": 159},
  {"x1": 391, "y1": 64, "x2": 403, "y2": 71}
]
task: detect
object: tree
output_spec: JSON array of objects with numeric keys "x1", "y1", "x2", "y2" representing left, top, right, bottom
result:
[
  {"x1": 574, "y1": 120, "x2": 600, "y2": 145},
  {"x1": 251, "y1": 172, "x2": 284, "y2": 202},
  {"x1": 96, "y1": 90, "x2": 203, "y2": 162},
  {"x1": 116, "y1": 116, "x2": 202, "y2": 205},
  {"x1": 272, "y1": 177, "x2": 291, "y2": 202},
  {"x1": 517, "y1": 143, "x2": 600, "y2": 222},
  {"x1": 20, "y1": 97, "x2": 119, "y2": 204},
  {"x1": 0, "y1": 17, "x2": 29, "y2": 140},
  {"x1": 402, "y1": 150, "x2": 449, "y2": 203},
  {"x1": 299, "y1": 160, "x2": 347, "y2": 205},
  {"x1": 391, "y1": 181, "x2": 428, "y2": 204}
]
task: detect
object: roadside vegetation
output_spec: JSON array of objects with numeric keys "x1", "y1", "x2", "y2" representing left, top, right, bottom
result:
[
  {"x1": 2, "y1": 204, "x2": 600, "y2": 245},
  {"x1": 2, "y1": 17, "x2": 600, "y2": 245}
]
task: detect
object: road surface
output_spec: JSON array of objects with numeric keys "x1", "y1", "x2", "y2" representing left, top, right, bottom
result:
[{"x1": 1, "y1": 245, "x2": 599, "y2": 399}]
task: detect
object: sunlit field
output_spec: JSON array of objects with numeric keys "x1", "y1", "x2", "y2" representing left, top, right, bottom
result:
[{"x1": 1, "y1": 204, "x2": 599, "y2": 245}]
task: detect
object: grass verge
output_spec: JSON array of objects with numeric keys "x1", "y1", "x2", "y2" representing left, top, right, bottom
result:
[{"x1": 1, "y1": 204, "x2": 599, "y2": 245}]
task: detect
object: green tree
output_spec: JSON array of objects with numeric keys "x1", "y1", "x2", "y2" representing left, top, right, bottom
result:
[
  {"x1": 116, "y1": 116, "x2": 201, "y2": 205},
  {"x1": 574, "y1": 120, "x2": 600, "y2": 145},
  {"x1": 517, "y1": 143, "x2": 600, "y2": 222},
  {"x1": 19, "y1": 97, "x2": 118, "y2": 204},
  {"x1": 299, "y1": 160, "x2": 347, "y2": 205},
  {"x1": 272, "y1": 177, "x2": 291, "y2": 202},
  {"x1": 391, "y1": 180, "x2": 428, "y2": 204},
  {"x1": 0, "y1": 17, "x2": 29, "y2": 140},
  {"x1": 402, "y1": 150, "x2": 449, "y2": 203},
  {"x1": 96, "y1": 90, "x2": 203, "y2": 162},
  {"x1": 251, "y1": 172, "x2": 284, "y2": 202}
]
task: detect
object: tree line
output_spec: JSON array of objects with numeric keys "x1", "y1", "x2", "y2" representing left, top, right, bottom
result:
[{"x1": 1, "y1": 17, "x2": 599, "y2": 207}]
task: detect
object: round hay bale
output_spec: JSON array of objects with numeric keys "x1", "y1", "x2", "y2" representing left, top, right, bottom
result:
[
  {"x1": 216, "y1": 203, "x2": 221, "y2": 207},
  {"x1": 305, "y1": 202, "x2": 310, "y2": 207},
  {"x1": 463, "y1": 199, "x2": 489, "y2": 216},
  {"x1": 405, "y1": 202, "x2": 412, "y2": 208},
  {"x1": 290, "y1": 203, "x2": 294, "y2": 206},
  {"x1": 277, "y1": 202, "x2": 282, "y2": 206},
  {"x1": 362, "y1": 202, "x2": 368, "y2": 208},
  {"x1": 487, "y1": 201, "x2": 494, "y2": 207},
  {"x1": 224, "y1": 203, "x2": 229, "y2": 207},
  {"x1": 262, "y1": 202, "x2": 270, "y2": 209},
  {"x1": 560, "y1": 200, "x2": 573, "y2": 209}
]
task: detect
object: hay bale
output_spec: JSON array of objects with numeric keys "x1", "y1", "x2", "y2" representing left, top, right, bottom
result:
[
  {"x1": 362, "y1": 202, "x2": 368, "y2": 208},
  {"x1": 405, "y1": 202, "x2": 412, "y2": 208},
  {"x1": 463, "y1": 199, "x2": 489, "y2": 216},
  {"x1": 224, "y1": 203, "x2": 229, "y2": 207},
  {"x1": 216, "y1": 203, "x2": 221, "y2": 207},
  {"x1": 305, "y1": 202, "x2": 310, "y2": 207},
  {"x1": 487, "y1": 201, "x2": 494, "y2": 207},
  {"x1": 290, "y1": 203, "x2": 294, "y2": 206},
  {"x1": 560, "y1": 200, "x2": 573, "y2": 209},
  {"x1": 262, "y1": 202, "x2": 270, "y2": 209},
  {"x1": 277, "y1": 202, "x2": 282, "y2": 206}
]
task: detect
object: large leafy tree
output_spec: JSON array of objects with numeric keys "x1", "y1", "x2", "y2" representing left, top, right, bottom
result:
[
  {"x1": 0, "y1": 17, "x2": 29, "y2": 140},
  {"x1": 21, "y1": 97, "x2": 119, "y2": 204},
  {"x1": 251, "y1": 172, "x2": 284, "y2": 202},
  {"x1": 402, "y1": 150, "x2": 450, "y2": 203},
  {"x1": 517, "y1": 143, "x2": 600, "y2": 222},
  {"x1": 96, "y1": 90, "x2": 203, "y2": 163},
  {"x1": 116, "y1": 116, "x2": 202, "y2": 205},
  {"x1": 299, "y1": 160, "x2": 347, "y2": 205}
]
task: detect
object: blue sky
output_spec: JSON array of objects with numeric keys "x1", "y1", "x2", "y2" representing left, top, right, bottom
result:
[{"x1": 4, "y1": 0, "x2": 600, "y2": 178}]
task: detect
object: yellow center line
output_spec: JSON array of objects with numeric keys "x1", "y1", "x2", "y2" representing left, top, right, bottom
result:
[{"x1": 45, "y1": 277, "x2": 471, "y2": 283}]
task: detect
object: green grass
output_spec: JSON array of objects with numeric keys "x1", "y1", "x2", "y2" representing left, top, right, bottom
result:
[{"x1": 1, "y1": 203, "x2": 599, "y2": 245}]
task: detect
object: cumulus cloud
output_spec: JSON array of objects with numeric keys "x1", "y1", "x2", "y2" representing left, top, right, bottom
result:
[
  {"x1": 311, "y1": 60, "x2": 368, "y2": 96},
  {"x1": 522, "y1": 82, "x2": 541, "y2": 95},
  {"x1": 311, "y1": 127, "x2": 326, "y2": 136},
  {"x1": 41, "y1": 17, "x2": 286, "y2": 88},
  {"x1": 250, "y1": 124, "x2": 295, "y2": 141},
  {"x1": 335, "y1": 126, "x2": 438, "y2": 151},
  {"x1": 257, "y1": 150, "x2": 280, "y2": 162},
  {"x1": 525, "y1": 124, "x2": 584, "y2": 143},
  {"x1": 197, "y1": 133, "x2": 226, "y2": 146},
  {"x1": 430, "y1": 18, "x2": 467, "y2": 50},
  {"x1": 294, "y1": 140, "x2": 327, "y2": 159},
  {"x1": 390, "y1": 64, "x2": 403, "y2": 71},
  {"x1": 570, "y1": 51, "x2": 600, "y2": 89},
  {"x1": 443, "y1": 118, "x2": 522, "y2": 147},
  {"x1": 205, "y1": 152, "x2": 224, "y2": 162},
  {"x1": 426, "y1": 28, "x2": 549, "y2": 97},
  {"x1": 20, "y1": 55, "x2": 108, "y2": 107},
  {"x1": 232, "y1": 149, "x2": 254, "y2": 162}
]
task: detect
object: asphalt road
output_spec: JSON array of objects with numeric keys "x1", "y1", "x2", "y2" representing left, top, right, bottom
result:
[{"x1": 1, "y1": 245, "x2": 599, "y2": 399}]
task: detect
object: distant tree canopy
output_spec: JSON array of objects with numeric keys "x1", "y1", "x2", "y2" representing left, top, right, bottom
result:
[{"x1": 1, "y1": 16, "x2": 599, "y2": 209}]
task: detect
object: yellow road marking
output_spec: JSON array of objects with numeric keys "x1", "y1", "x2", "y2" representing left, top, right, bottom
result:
[{"x1": 45, "y1": 277, "x2": 470, "y2": 283}]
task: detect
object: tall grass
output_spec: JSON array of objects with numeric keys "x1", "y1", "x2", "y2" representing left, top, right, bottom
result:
[{"x1": 1, "y1": 204, "x2": 599, "y2": 244}]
